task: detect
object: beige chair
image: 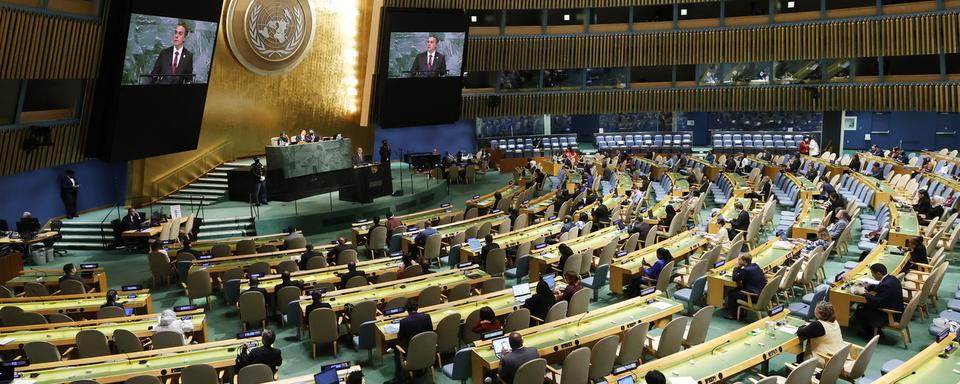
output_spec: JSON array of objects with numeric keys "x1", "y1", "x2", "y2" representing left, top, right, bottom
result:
[
  {"x1": 236, "y1": 240, "x2": 257, "y2": 255},
  {"x1": 346, "y1": 300, "x2": 377, "y2": 341},
  {"x1": 345, "y1": 275, "x2": 368, "y2": 289},
  {"x1": 503, "y1": 358, "x2": 546, "y2": 384},
  {"x1": 446, "y1": 283, "x2": 471, "y2": 301},
  {"x1": 806, "y1": 343, "x2": 850, "y2": 384},
  {"x1": 124, "y1": 375, "x2": 162, "y2": 384},
  {"x1": 641, "y1": 260, "x2": 675, "y2": 299},
  {"x1": 47, "y1": 313, "x2": 74, "y2": 323},
  {"x1": 436, "y1": 313, "x2": 461, "y2": 365},
  {"x1": 397, "y1": 331, "x2": 438, "y2": 383},
  {"x1": 97, "y1": 306, "x2": 125, "y2": 319},
  {"x1": 543, "y1": 301, "x2": 568, "y2": 323},
  {"x1": 447, "y1": 166, "x2": 461, "y2": 184},
  {"x1": 384, "y1": 297, "x2": 408, "y2": 313},
  {"x1": 589, "y1": 335, "x2": 620, "y2": 382},
  {"x1": 423, "y1": 234, "x2": 442, "y2": 267},
  {"x1": 752, "y1": 357, "x2": 818, "y2": 384},
  {"x1": 24, "y1": 341, "x2": 62, "y2": 363},
  {"x1": 418, "y1": 285, "x2": 442, "y2": 308},
  {"x1": 237, "y1": 363, "x2": 274, "y2": 384},
  {"x1": 239, "y1": 291, "x2": 267, "y2": 331},
  {"x1": 462, "y1": 309, "x2": 483, "y2": 344},
  {"x1": 257, "y1": 244, "x2": 277, "y2": 253},
  {"x1": 683, "y1": 305, "x2": 714, "y2": 347},
  {"x1": 309, "y1": 307, "x2": 339, "y2": 357},
  {"x1": 737, "y1": 274, "x2": 783, "y2": 321},
  {"x1": 545, "y1": 346, "x2": 590, "y2": 384},
  {"x1": 578, "y1": 250, "x2": 592, "y2": 276},
  {"x1": 180, "y1": 364, "x2": 218, "y2": 384},
  {"x1": 24, "y1": 282, "x2": 49, "y2": 297},
  {"x1": 840, "y1": 335, "x2": 879, "y2": 382},
  {"x1": 481, "y1": 277, "x2": 505, "y2": 294},
  {"x1": 0, "y1": 306, "x2": 24, "y2": 326},
  {"x1": 366, "y1": 226, "x2": 388, "y2": 259},
  {"x1": 14, "y1": 311, "x2": 48, "y2": 326},
  {"x1": 186, "y1": 270, "x2": 213, "y2": 307},
  {"x1": 883, "y1": 294, "x2": 920, "y2": 348},
  {"x1": 645, "y1": 316, "x2": 688, "y2": 358},
  {"x1": 210, "y1": 244, "x2": 233, "y2": 257},
  {"x1": 148, "y1": 251, "x2": 173, "y2": 287},
  {"x1": 305, "y1": 256, "x2": 328, "y2": 270},
  {"x1": 558, "y1": 253, "x2": 582, "y2": 275},
  {"x1": 567, "y1": 288, "x2": 591, "y2": 316},
  {"x1": 152, "y1": 330, "x2": 186, "y2": 349},
  {"x1": 485, "y1": 248, "x2": 507, "y2": 276},
  {"x1": 338, "y1": 249, "x2": 359, "y2": 265},
  {"x1": 76, "y1": 329, "x2": 111, "y2": 358},
  {"x1": 221, "y1": 268, "x2": 245, "y2": 284},
  {"x1": 398, "y1": 265, "x2": 422, "y2": 280},
  {"x1": 477, "y1": 222, "x2": 493, "y2": 240},
  {"x1": 503, "y1": 308, "x2": 530, "y2": 332},
  {"x1": 276, "y1": 285, "x2": 302, "y2": 321},
  {"x1": 0, "y1": 285, "x2": 13, "y2": 298},
  {"x1": 113, "y1": 329, "x2": 144, "y2": 353},
  {"x1": 616, "y1": 322, "x2": 649, "y2": 365},
  {"x1": 275, "y1": 260, "x2": 299, "y2": 274},
  {"x1": 465, "y1": 207, "x2": 479, "y2": 220}
]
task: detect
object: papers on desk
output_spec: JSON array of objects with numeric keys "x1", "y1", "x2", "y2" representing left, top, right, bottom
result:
[
  {"x1": 0, "y1": 337, "x2": 15, "y2": 345},
  {"x1": 649, "y1": 301, "x2": 673, "y2": 310},
  {"x1": 384, "y1": 324, "x2": 399, "y2": 334},
  {"x1": 860, "y1": 278, "x2": 880, "y2": 286},
  {"x1": 669, "y1": 378, "x2": 697, "y2": 384},
  {"x1": 773, "y1": 240, "x2": 795, "y2": 250},
  {"x1": 779, "y1": 325, "x2": 799, "y2": 335},
  {"x1": 12, "y1": 379, "x2": 37, "y2": 384}
]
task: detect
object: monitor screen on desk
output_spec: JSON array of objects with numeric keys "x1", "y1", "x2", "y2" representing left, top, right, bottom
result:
[{"x1": 313, "y1": 368, "x2": 340, "y2": 384}]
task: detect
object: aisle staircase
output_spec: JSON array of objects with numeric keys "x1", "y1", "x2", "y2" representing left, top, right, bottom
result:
[
  {"x1": 196, "y1": 216, "x2": 256, "y2": 241},
  {"x1": 157, "y1": 160, "x2": 254, "y2": 207},
  {"x1": 57, "y1": 221, "x2": 114, "y2": 250}
]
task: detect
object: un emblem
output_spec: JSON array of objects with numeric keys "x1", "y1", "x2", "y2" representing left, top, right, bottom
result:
[{"x1": 225, "y1": 0, "x2": 316, "y2": 75}]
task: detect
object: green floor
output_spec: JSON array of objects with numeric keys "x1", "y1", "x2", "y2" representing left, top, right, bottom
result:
[{"x1": 38, "y1": 169, "x2": 959, "y2": 383}]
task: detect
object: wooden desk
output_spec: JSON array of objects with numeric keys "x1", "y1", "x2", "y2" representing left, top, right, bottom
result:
[
  {"x1": 168, "y1": 232, "x2": 292, "y2": 254},
  {"x1": 0, "y1": 231, "x2": 59, "y2": 246},
  {"x1": 0, "y1": 311, "x2": 208, "y2": 352},
  {"x1": 783, "y1": 172, "x2": 819, "y2": 200},
  {"x1": 705, "y1": 239, "x2": 804, "y2": 308},
  {"x1": 400, "y1": 213, "x2": 511, "y2": 252},
  {"x1": 527, "y1": 226, "x2": 626, "y2": 281},
  {"x1": 862, "y1": 153, "x2": 917, "y2": 176},
  {"x1": 616, "y1": 171, "x2": 634, "y2": 195},
  {"x1": 232, "y1": 256, "x2": 402, "y2": 296},
  {"x1": 664, "y1": 172, "x2": 691, "y2": 196},
  {"x1": 747, "y1": 156, "x2": 782, "y2": 180},
  {"x1": 519, "y1": 190, "x2": 557, "y2": 216},
  {"x1": 465, "y1": 184, "x2": 522, "y2": 211},
  {"x1": 470, "y1": 291, "x2": 681, "y2": 383},
  {"x1": 871, "y1": 333, "x2": 958, "y2": 383},
  {"x1": 803, "y1": 155, "x2": 846, "y2": 177},
  {"x1": 790, "y1": 200, "x2": 825, "y2": 240},
  {"x1": 0, "y1": 290, "x2": 153, "y2": 317},
  {"x1": 604, "y1": 310, "x2": 803, "y2": 384},
  {"x1": 887, "y1": 202, "x2": 920, "y2": 247},
  {"x1": 723, "y1": 172, "x2": 751, "y2": 197},
  {"x1": 850, "y1": 172, "x2": 898, "y2": 209},
  {"x1": 350, "y1": 207, "x2": 461, "y2": 245},
  {"x1": 6, "y1": 267, "x2": 107, "y2": 293},
  {"x1": 687, "y1": 157, "x2": 719, "y2": 181},
  {"x1": 458, "y1": 219, "x2": 564, "y2": 263},
  {"x1": 708, "y1": 197, "x2": 753, "y2": 233},
  {"x1": 0, "y1": 251, "x2": 24, "y2": 285},
  {"x1": 16, "y1": 338, "x2": 256, "y2": 384},
  {"x1": 609, "y1": 229, "x2": 709, "y2": 294},
  {"x1": 828, "y1": 243, "x2": 909, "y2": 326}
]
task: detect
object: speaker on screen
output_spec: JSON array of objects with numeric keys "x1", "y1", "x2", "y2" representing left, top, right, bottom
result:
[{"x1": 374, "y1": 8, "x2": 468, "y2": 128}]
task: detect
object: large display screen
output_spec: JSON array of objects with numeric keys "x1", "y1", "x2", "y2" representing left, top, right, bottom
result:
[
  {"x1": 374, "y1": 9, "x2": 467, "y2": 128},
  {"x1": 122, "y1": 14, "x2": 219, "y2": 85},
  {"x1": 87, "y1": 0, "x2": 223, "y2": 162},
  {"x1": 386, "y1": 32, "x2": 465, "y2": 79}
]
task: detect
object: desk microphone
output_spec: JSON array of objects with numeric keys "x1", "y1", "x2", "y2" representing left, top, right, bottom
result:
[
  {"x1": 573, "y1": 310, "x2": 591, "y2": 336},
  {"x1": 710, "y1": 339, "x2": 732, "y2": 355}
]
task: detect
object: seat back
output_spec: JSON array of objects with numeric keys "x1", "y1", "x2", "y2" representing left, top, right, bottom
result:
[
  {"x1": 112, "y1": 329, "x2": 144, "y2": 353},
  {"x1": 579, "y1": 250, "x2": 592, "y2": 276},
  {"x1": 345, "y1": 275, "x2": 368, "y2": 288},
  {"x1": 180, "y1": 364, "x2": 218, "y2": 384},
  {"x1": 436, "y1": 312, "x2": 461, "y2": 355},
  {"x1": 247, "y1": 261, "x2": 271, "y2": 275},
  {"x1": 562, "y1": 253, "x2": 582, "y2": 275},
  {"x1": 97, "y1": 306, "x2": 125, "y2": 319},
  {"x1": 210, "y1": 244, "x2": 232, "y2": 257},
  {"x1": 685, "y1": 305, "x2": 715, "y2": 346},
  {"x1": 504, "y1": 308, "x2": 530, "y2": 332},
  {"x1": 560, "y1": 347, "x2": 591, "y2": 384},
  {"x1": 423, "y1": 234, "x2": 442, "y2": 262},
  {"x1": 655, "y1": 260, "x2": 676, "y2": 297},
  {"x1": 446, "y1": 347, "x2": 474, "y2": 380},
  {"x1": 186, "y1": 270, "x2": 212, "y2": 300},
  {"x1": 276, "y1": 285, "x2": 302, "y2": 315},
  {"x1": 76, "y1": 329, "x2": 111, "y2": 358},
  {"x1": 60, "y1": 280, "x2": 87, "y2": 295},
  {"x1": 447, "y1": 283, "x2": 471, "y2": 301},
  {"x1": 237, "y1": 364, "x2": 274, "y2": 384},
  {"x1": 24, "y1": 282, "x2": 49, "y2": 297},
  {"x1": 309, "y1": 307, "x2": 339, "y2": 344},
  {"x1": 846, "y1": 335, "x2": 879, "y2": 379},
  {"x1": 337, "y1": 249, "x2": 359, "y2": 265},
  {"x1": 124, "y1": 375, "x2": 161, "y2": 384},
  {"x1": 545, "y1": 301, "x2": 568, "y2": 323},
  {"x1": 785, "y1": 357, "x2": 819, "y2": 384},
  {"x1": 349, "y1": 300, "x2": 377, "y2": 335},
  {"x1": 404, "y1": 331, "x2": 438, "y2": 371},
  {"x1": 567, "y1": 288, "x2": 591, "y2": 316},
  {"x1": 818, "y1": 343, "x2": 851, "y2": 384},
  {"x1": 588, "y1": 335, "x2": 620, "y2": 381},
  {"x1": 481, "y1": 277, "x2": 505, "y2": 293},
  {"x1": 511, "y1": 358, "x2": 547, "y2": 383},
  {"x1": 418, "y1": 285, "x2": 443, "y2": 308},
  {"x1": 152, "y1": 330, "x2": 186, "y2": 349},
  {"x1": 239, "y1": 291, "x2": 267, "y2": 326},
  {"x1": 24, "y1": 341, "x2": 61, "y2": 363},
  {"x1": 485, "y1": 248, "x2": 507, "y2": 276},
  {"x1": 654, "y1": 316, "x2": 689, "y2": 358}
]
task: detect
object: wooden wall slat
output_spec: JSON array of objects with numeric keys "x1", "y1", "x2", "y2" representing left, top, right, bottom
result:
[{"x1": 0, "y1": 7, "x2": 103, "y2": 79}]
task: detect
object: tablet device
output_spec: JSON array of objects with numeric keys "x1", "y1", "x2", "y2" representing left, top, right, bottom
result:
[
  {"x1": 313, "y1": 368, "x2": 339, "y2": 384},
  {"x1": 617, "y1": 376, "x2": 635, "y2": 384},
  {"x1": 491, "y1": 336, "x2": 512, "y2": 358}
]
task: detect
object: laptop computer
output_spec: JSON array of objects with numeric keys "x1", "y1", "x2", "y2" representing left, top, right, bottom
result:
[
  {"x1": 542, "y1": 274, "x2": 556, "y2": 290},
  {"x1": 512, "y1": 284, "x2": 531, "y2": 304},
  {"x1": 467, "y1": 238, "x2": 482, "y2": 252},
  {"x1": 491, "y1": 336, "x2": 512, "y2": 358},
  {"x1": 313, "y1": 368, "x2": 340, "y2": 384}
]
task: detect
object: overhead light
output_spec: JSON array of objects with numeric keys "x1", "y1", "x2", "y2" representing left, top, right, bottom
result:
[
  {"x1": 563, "y1": 14, "x2": 570, "y2": 21},
  {"x1": 787, "y1": 1, "x2": 795, "y2": 8},
  {"x1": 470, "y1": 15, "x2": 477, "y2": 22},
  {"x1": 680, "y1": 8, "x2": 688, "y2": 16}
]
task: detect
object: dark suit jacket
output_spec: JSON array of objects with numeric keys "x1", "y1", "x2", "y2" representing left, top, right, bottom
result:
[
  {"x1": 339, "y1": 270, "x2": 366, "y2": 289},
  {"x1": 866, "y1": 275, "x2": 904, "y2": 315},
  {"x1": 397, "y1": 312, "x2": 433, "y2": 349},
  {"x1": 593, "y1": 204, "x2": 611, "y2": 224},
  {"x1": 523, "y1": 293, "x2": 556, "y2": 320},
  {"x1": 150, "y1": 46, "x2": 194, "y2": 84},
  {"x1": 353, "y1": 154, "x2": 366, "y2": 166},
  {"x1": 237, "y1": 345, "x2": 282, "y2": 373},
  {"x1": 59, "y1": 175, "x2": 78, "y2": 194},
  {"x1": 299, "y1": 250, "x2": 325, "y2": 270},
  {"x1": 121, "y1": 213, "x2": 143, "y2": 231},
  {"x1": 732, "y1": 263, "x2": 766, "y2": 294},
  {"x1": 499, "y1": 346, "x2": 540, "y2": 384},
  {"x1": 409, "y1": 51, "x2": 447, "y2": 77},
  {"x1": 244, "y1": 287, "x2": 269, "y2": 300},
  {"x1": 480, "y1": 242, "x2": 500, "y2": 264},
  {"x1": 731, "y1": 210, "x2": 750, "y2": 232}
]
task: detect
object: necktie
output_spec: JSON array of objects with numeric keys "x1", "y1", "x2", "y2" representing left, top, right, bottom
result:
[
  {"x1": 427, "y1": 54, "x2": 433, "y2": 70},
  {"x1": 173, "y1": 51, "x2": 180, "y2": 73}
]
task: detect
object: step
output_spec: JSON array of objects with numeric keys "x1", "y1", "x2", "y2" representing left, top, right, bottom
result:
[
  {"x1": 59, "y1": 233, "x2": 111, "y2": 241},
  {"x1": 157, "y1": 198, "x2": 216, "y2": 206},
  {"x1": 59, "y1": 227, "x2": 109, "y2": 235},
  {"x1": 59, "y1": 221, "x2": 111, "y2": 229},
  {"x1": 201, "y1": 216, "x2": 253, "y2": 224},
  {"x1": 197, "y1": 229, "x2": 253, "y2": 239},
  {"x1": 199, "y1": 222, "x2": 254, "y2": 231},
  {"x1": 207, "y1": 171, "x2": 228, "y2": 178},
  {"x1": 223, "y1": 161, "x2": 254, "y2": 167},
  {"x1": 56, "y1": 242, "x2": 113, "y2": 250},
  {"x1": 189, "y1": 182, "x2": 227, "y2": 189},
  {"x1": 179, "y1": 188, "x2": 227, "y2": 195}
]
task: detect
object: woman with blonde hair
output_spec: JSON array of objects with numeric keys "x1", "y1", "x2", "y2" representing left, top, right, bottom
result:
[{"x1": 796, "y1": 301, "x2": 846, "y2": 365}]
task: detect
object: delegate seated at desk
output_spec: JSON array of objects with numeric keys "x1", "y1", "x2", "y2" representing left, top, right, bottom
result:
[
  {"x1": 353, "y1": 147, "x2": 368, "y2": 167},
  {"x1": 121, "y1": 208, "x2": 143, "y2": 231},
  {"x1": 853, "y1": 263, "x2": 903, "y2": 339},
  {"x1": 723, "y1": 254, "x2": 766, "y2": 320}
]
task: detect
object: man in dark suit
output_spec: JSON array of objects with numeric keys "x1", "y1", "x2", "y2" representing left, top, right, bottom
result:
[
  {"x1": 236, "y1": 329, "x2": 282, "y2": 373},
  {"x1": 244, "y1": 276, "x2": 271, "y2": 312},
  {"x1": 379, "y1": 140, "x2": 391, "y2": 164},
  {"x1": 338, "y1": 262, "x2": 366, "y2": 289},
  {"x1": 298, "y1": 243, "x2": 325, "y2": 270},
  {"x1": 120, "y1": 208, "x2": 143, "y2": 232},
  {"x1": 390, "y1": 301, "x2": 433, "y2": 383},
  {"x1": 327, "y1": 237, "x2": 350, "y2": 265},
  {"x1": 729, "y1": 202, "x2": 750, "y2": 241},
  {"x1": 59, "y1": 169, "x2": 79, "y2": 219},
  {"x1": 479, "y1": 234, "x2": 500, "y2": 268},
  {"x1": 408, "y1": 35, "x2": 447, "y2": 78},
  {"x1": 353, "y1": 147, "x2": 367, "y2": 166},
  {"x1": 498, "y1": 332, "x2": 540, "y2": 384},
  {"x1": 725, "y1": 254, "x2": 767, "y2": 320},
  {"x1": 149, "y1": 23, "x2": 194, "y2": 84},
  {"x1": 251, "y1": 157, "x2": 268, "y2": 206},
  {"x1": 855, "y1": 263, "x2": 904, "y2": 338}
]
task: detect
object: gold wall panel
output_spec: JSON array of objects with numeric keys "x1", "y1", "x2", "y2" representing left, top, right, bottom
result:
[
  {"x1": 0, "y1": 7, "x2": 103, "y2": 78},
  {"x1": 131, "y1": 0, "x2": 371, "y2": 198},
  {"x1": 383, "y1": 0, "x2": 714, "y2": 9},
  {"x1": 465, "y1": 12, "x2": 960, "y2": 71},
  {"x1": 461, "y1": 83, "x2": 960, "y2": 117}
]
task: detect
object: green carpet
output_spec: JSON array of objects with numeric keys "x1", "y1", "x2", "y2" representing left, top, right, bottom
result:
[{"x1": 32, "y1": 169, "x2": 958, "y2": 383}]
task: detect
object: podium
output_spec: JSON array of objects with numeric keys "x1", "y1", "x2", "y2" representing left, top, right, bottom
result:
[{"x1": 339, "y1": 164, "x2": 393, "y2": 203}]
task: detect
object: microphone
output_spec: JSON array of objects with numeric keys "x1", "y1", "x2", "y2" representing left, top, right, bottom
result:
[
  {"x1": 573, "y1": 310, "x2": 590, "y2": 336},
  {"x1": 710, "y1": 339, "x2": 732, "y2": 355}
]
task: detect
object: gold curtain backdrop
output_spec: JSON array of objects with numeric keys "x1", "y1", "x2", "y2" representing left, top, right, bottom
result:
[
  {"x1": 129, "y1": 0, "x2": 371, "y2": 200},
  {"x1": 466, "y1": 12, "x2": 960, "y2": 71},
  {"x1": 461, "y1": 83, "x2": 960, "y2": 117}
]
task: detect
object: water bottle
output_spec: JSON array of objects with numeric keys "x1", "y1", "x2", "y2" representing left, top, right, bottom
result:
[{"x1": 766, "y1": 320, "x2": 775, "y2": 337}]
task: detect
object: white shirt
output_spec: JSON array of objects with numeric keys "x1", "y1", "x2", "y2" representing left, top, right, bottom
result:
[
  {"x1": 709, "y1": 226, "x2": 731, "y2": 251},
  {"x1": 809, "y1": 140, "x2": 820, "y2": 156},
  {"x1": 67, "y1": 176, "x2": 76, "y2": 187},
  {"x1": 172, "y1": 46, "x2": 183, "y2": 69},
  {"x1": 153, "y1": 317, "x2": 194, "y2": 343},
  {"x1": 427, "y1": 52, "x2": 435, "y2": 66}
]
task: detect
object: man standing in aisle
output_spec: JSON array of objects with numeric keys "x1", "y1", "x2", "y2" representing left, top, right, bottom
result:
[
  {"x1": 251, "y1": 157, "x2": 268, "y2": 206},
  {"x1": 59, "y1": 169, "x2": 79, "y2": 219}
]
